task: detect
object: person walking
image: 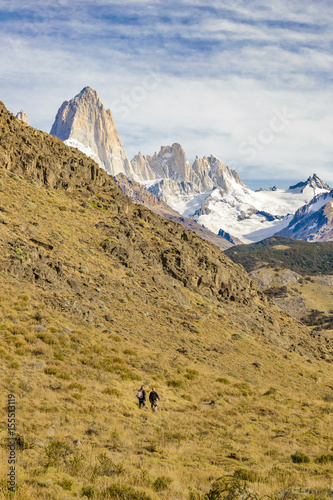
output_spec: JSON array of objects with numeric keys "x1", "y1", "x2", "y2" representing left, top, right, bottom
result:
[
  {"x1": 137, "y1": 385, "x2": 146, "y2": 409},
  {"x1": 149, "y1": 387, "x2": 160, "y2": 412}
]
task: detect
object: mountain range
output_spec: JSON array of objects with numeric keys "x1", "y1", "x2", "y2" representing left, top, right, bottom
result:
[{"x1": 50, "y1": 87, "x2": 332, "y2": 243}]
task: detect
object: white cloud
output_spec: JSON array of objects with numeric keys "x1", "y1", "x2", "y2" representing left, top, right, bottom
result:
[{"x1": 0, "y1": 0, "x2": 332, "y2": 187}]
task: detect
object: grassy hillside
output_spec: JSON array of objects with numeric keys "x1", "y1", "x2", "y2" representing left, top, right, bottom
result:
[
  {"x1": 0, "y1": 104, "x2": 333, "y2": 500},
  {"x1": 225, "y1": 237, "x2": 333, "y2": 276}
]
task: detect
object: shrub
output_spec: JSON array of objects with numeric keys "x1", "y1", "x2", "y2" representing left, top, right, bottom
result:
[
  {"x1": 233, "y1": 469, "x2": 259, "y2": 483},
  {"x1": 167, "y1": 379, "x2": 184, "y2": 388},
  {"x1": 315, "y1": 454, "x2": 333, "y2": 464},
  {"x1": 204, "y1": 476, "x2": 259, "y2": 500},
  {"x1": 291, "y1": 451, "x2": 310, "y2": 464},
  {"x1": 153, "y1": 476, "x2": 172, "y2": 491},
  {"x1": 44, "y1": 440, "x2": 73, "y2": 468},
  {"x1": 92, "y1": 452, "x2": 124, "y2": 478},
  {"x1": 217, "y1": 377, "x2": 230, "y2": 384},
  {"x1": 67, "y1": 382, "x2": 86, "y2": 391},
  {"x1": 36, "y1": 332, "x2": 56, "y2": 344},
  {"x1": 102, "y1": 484, "x2": 152, "y2": 499},
  {"x1": 103, "y1": 387, "x2": 123, "y2": 397},
  {"x1": 81, "y1": 485, "x2": 97, "y2": 498},
  {"x1": 44, "y1": 367, "x2": 70, "y2": 380},
  {"x1": 185, "y1": 369, "x2": 199, "y2": 380},
  {"x1": 57, "y1": 478, "x2": 73, "y2": 490}
]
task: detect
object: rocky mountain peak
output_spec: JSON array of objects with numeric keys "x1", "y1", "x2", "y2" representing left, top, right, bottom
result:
[
  {"x1": 16, "y1": 109, "x2": 28, "y2": 125},
  {"x1": 307, "y1": 173, "x2": 331, "y2": 190},
  {"x1": 50, "y1": 87, "x2": 135, "y2": 177},
  {"x1": 289, "y1": 173, "x2": 330, "y2": 193},
  {"x1": 77, "y1": 86, "x2": 99, "y2": 99}
]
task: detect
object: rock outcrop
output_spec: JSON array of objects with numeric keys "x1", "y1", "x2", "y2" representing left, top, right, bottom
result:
[{"x1": 50, "y1": 87, "x2": 135, "y2": 177}]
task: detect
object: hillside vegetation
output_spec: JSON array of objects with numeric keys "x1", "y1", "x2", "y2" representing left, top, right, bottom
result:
[
  {"x1": 225, "y1": 237, "x2": 333, "y2": 337},
  {"x1": 225, "y1": 237, "x2": 333, "y2": 276},
  {"x1": 0, "y1": 103, "x2": 333, "y2": 499}
]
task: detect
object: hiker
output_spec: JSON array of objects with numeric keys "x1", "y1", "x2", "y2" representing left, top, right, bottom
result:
[
  {"x1": 149, "y1": 387, "x2": 160, "y2": 412},
  {"x1": 137, "y1": 385, "x2": 146, "y2": 409}
]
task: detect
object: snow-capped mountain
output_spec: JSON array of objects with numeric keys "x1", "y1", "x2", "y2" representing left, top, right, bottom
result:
[
  {"x1": 16, "y1": 109, "x2": 28, "y2": 125},
  {"x1": 132, "y1": 145, "x2": 330, "y2": 243},
  {"x1": 50, "y1": 87, "x2": 135, "y2": 177},
  {"x1": 191, "y1": 174, "x2": 330, "y2": 244},
  {"x1": 133, "y1": 144, "x2": 245, "y2": 209},
  {"x1": 276, "y1": 190, "x2": 333, "y2": 241},
  {"x1": 114, "y1": 173, "x2": 242, "y2": 249},
  {"x1": 49, "y1": 88, "x2": 331, "y2": 244}
]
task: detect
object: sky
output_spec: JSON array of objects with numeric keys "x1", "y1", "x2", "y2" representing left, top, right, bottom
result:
[{"x1": 0, "y1": 0, "x2": 332, "y2": 189}]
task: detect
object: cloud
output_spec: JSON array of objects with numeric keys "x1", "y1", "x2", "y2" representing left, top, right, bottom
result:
[{"x1": 0, "y1": 0, "x2": 332, "y2": 186}]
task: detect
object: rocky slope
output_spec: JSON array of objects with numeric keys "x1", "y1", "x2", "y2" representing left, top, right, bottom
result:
[
  {"x1": 0, "y1": 100, "x2": 257, "y2": 306},
  {"x1": 276, "y1": 190, "x2": 333, "y2": 241},
  {"x1": 50, "y1": 87, "x2": 135, "y2": 177},
  {"x1": 1, "y1": 100, "x2": 333, "y2": 499}
]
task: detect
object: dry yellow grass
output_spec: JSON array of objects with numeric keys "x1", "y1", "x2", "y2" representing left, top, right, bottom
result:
[{"x1": 0, "y1": 165, "x2": 332, "y2": 499}]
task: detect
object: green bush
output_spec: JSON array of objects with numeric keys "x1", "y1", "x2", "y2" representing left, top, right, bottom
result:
[
  {"x1": 216, "y1": 378, "x2": 230, "y2": 384},
  {"x1": 44, "y1": 440, "x2": 73, "y2": 468},
  {"x1": 92, "y1": 452, "x2": 124, "y2": 478},
  {"x1": 153, "y1": 476, "x2": 172, "y2": 491},
  {"x1": 315, "y1": 454, "x2": 333, "y2": 464},
  {"x1": 57, "y1": 478, "x2": 73, "y2": 490},
  {"x1": 167, "y1": 379, "x2": 184, "y2": 388},
  {"x1": 233, "y1": 469, "x2": 259, "y2": 483},
  {"x1": 204, "y1": 476, "x2": 259, "y2": 499},
  {"x1": 185, "y1": 369, "x2": 199, "y2": 380},
  {"x1": 291, "y1": 451, "x2": 310, "y2": 463},
  {"x1": 81, "y1": 485, "x2": 97, "y2": 498},
  {"x1": 44, "y1": 367, "x2": 70, "y2": 380},
  {"x1": 103, "y1": 387, "x2": 123, "y2": 397},
  {"x1": 102, "y1": 484, "x2": 152, "y2": 499}
]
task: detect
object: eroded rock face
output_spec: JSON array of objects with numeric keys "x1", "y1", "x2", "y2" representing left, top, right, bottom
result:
[{"x1": 50, "y1": 87, "x2": 134, "y2": 177}]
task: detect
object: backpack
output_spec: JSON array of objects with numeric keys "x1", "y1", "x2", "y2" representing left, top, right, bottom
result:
[{"x1": 137, "y1": 390, "x2": 143, "y2": 399}]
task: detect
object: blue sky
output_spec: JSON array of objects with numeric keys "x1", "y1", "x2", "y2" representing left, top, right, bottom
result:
[{"x1": 0, "y1": 0, "x2": 332, "y2": 188}]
